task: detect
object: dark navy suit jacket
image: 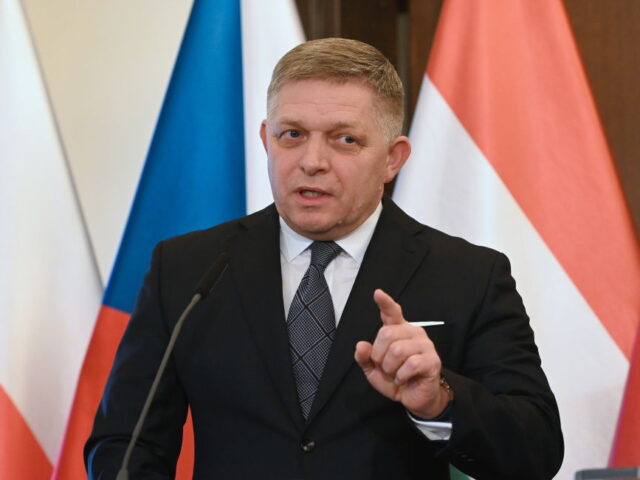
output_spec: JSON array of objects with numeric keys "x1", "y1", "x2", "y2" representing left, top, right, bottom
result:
[{"x1": 86, "y1": 197, "x2": 563, "y2": 479}]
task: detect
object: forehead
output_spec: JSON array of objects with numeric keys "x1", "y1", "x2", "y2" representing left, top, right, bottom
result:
[{"x1": 270, "y1": 79, "x2": 378, "y2": 123}]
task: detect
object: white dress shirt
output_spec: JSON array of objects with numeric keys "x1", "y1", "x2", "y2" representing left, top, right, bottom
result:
[{"x1": 278, "y1": 202, "x2": 452, "y2": 441}]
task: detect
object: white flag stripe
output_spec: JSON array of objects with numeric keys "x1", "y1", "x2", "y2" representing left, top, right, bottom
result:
[
  {"x1": 395, "y1": 76, "x2": 627, "y2": 478},
  {"x1": 0, "y1": 0, "x2": 102, "y2": 462},
  {"x1": 241, "y1": 0, "x2": 304, "y2": 214}
]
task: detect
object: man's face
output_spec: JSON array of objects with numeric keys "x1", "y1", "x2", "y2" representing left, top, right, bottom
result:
[{"x1": 260, "y1": 79, "x2": 410, "y2": 241}]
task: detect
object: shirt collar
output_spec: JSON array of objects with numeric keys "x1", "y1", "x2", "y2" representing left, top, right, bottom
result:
[{"x1": 279, "y1": 202, "x2": 382, "y2": 264}]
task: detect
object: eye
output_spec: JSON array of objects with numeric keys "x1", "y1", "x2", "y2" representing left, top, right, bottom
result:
[
  {"x1": 340, "y1": 135, "x2": 357, "y2": 144},
  {"x1": 277, "y1": 129, "x2": 304, "y2": 146}
]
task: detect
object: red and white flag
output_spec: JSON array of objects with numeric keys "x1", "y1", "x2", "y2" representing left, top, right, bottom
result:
[
  {"x1": 394, "y1": 0, "x2": 640, "y2": 477},
  {"x1": 0, "y1": 0, "x2": 102, "y2": 477},
  {"x1": 53, "y1": 2, "x2": 303, "y2": 479},
  {"x1": 611, "y1": 326, "x2": 640, "y2": 467}
]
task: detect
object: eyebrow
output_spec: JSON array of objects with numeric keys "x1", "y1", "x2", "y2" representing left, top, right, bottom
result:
[
  {"x1": 275, "y1": 117, "x2": 303, "y2": 128},
  {"x1": 330, "y1": 121, "x2": 359, "y2": 130},
  {"x1": 276, "y1": 118, "x2": 360, "y2": 131}
]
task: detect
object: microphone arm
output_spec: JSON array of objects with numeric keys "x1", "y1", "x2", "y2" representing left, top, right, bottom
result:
[{"x1": 116, "y1": 252, "x2": 230, "y2": 480}]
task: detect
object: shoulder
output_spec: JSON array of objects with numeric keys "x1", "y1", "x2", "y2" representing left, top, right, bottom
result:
[
  {"x1": 158, "y1": 204, "x2": 277, "y2": 252},
  {"x1": 382, "y1": 196, "x2": 507, "y2": 267},
  {"x1": 422, "y1": 224, "x2": 508, "y2": 272},
  {"x1": 139, "y1": 204, "x2": 278, "y2": 310},
  {"x1": 147, "y1": 204, "x2": 278, "y2": 273}
]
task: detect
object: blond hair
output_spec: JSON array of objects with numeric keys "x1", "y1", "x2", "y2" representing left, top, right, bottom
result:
[{"x1": 267, "y1": 38, "x2": 404, "y2": 142}]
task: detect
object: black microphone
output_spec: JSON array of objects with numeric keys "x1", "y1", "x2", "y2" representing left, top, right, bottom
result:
[
  {"x1": 116, "y1": 252, "x2": 230, "y2": 480},
  {"x1": 194, "y1": 252, "x2": 230, "y2": 298}
]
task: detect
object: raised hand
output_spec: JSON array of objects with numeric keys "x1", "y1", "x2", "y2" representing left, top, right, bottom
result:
[{"x1": 354, "y1": 289, "x2": 450, "y2": 419}]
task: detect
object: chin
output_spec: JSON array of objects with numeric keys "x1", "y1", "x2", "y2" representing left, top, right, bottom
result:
[
  {"x1": 296, "y1": 222, "x2": 332, "y2": 237},
  {"x1": 289, "y1": 216, "x2": 335, "y2": 238}
]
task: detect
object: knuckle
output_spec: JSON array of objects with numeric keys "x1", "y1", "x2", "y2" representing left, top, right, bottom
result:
[
  {"x1": 381, "y1": 360, "x2": 396, "y2": 376},
  {"x1": 405, "y1": 355, "x2": 422, "y2": 371},
  {"x1": 377, "y1": 326, "x2": 393, "y2": 342},
  {"x1": 370, "y1": 348, "x2": 382, "y2": 364},
  {"x1": 388, "y1": 343, "x2": 403, "y2": 359},
  {"x1": 417, "y1": 333, "x2": 434, "y2": 349},
  {"x1": 432, "y1": 355, "x2": 442, "y2": 370},
  {"x1": 411, "y1": 324, "x2": 428, "y2": 339},
  {"x1": 425, "y1": 353, "x2": 441, "y2": 373}
]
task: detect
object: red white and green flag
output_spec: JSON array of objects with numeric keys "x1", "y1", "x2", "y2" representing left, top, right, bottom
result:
[{"x1": 394, "y1": 0, "x2": 640, "y2": 477}]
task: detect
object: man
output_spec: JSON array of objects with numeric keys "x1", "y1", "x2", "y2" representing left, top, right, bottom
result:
[{"x1": 86, "y1": 38, "x2": 563, "y2": 479}]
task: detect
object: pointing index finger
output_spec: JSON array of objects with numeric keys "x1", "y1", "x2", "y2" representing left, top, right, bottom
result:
[{"x1": 373, "y1": 289, "x2": 405, "y2": 325}]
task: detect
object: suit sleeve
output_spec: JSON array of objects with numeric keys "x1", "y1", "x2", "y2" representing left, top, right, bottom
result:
[
  {"x1": 84, "y1": 242, "x2": 187, "y2": 479},
  {"x1": 437, "y1": 252, "x2": 564, "y2": 480}
]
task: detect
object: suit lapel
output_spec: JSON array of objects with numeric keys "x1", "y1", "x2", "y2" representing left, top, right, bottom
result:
[
  {"x1": 307, "y1": 199, "x2": 430, "y2": 423},
  {"x1": 227, "y1": 205, "x2": 305, "y2": 429}
]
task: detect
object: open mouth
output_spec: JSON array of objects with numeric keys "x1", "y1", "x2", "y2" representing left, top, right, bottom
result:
[
  {"x1": 297, "y1": 188, "x2": 329, "y2": 199},
  {"x1": 300, "y1": 190, "x2": 324, "y2": 198}
]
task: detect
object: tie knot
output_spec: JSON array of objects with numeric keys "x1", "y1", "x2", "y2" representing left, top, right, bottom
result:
[{"x1": 310, "y1": 241, "x2": 341, "y2": 271}]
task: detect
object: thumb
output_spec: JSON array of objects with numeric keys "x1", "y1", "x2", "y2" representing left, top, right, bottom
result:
[
  {"x1": 354, "y1": 341, "x2": 374, "y2": 372},
  {"x1": 373, "y1": 289, "x2": 404, "y2": 325}
]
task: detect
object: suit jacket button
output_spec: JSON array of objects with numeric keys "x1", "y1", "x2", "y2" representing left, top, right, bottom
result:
[{"x1": 301, "y1": 439, "x2": 315, "y2": 452}]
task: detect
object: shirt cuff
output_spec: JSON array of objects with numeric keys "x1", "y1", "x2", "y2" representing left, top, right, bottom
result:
[
  {"x1": 406, "y1": 404, "x2": 453, "y2": 441},
  {"x1": 409, "y1": 413, "x2": 452, "y2": 441}
]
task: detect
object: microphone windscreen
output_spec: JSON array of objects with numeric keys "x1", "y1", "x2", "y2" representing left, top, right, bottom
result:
[{"x1": 194, "y1": 252, "x2": 230, "y2": 298}]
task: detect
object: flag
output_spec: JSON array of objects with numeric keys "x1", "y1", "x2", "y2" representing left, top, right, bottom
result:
[
  {"x1": 241, "y1": 0, "x2": 304, "y2": 212},
  {"x1": 393, "y1": 0, "x2": 640, "y2": 478},
  {"x1": 611, "y1": 326, "x2": 640, "y2": 466},
  {"x1": 54, "y1": 1, "x2": 303, "y2": 478},
  {"x1": 0, "y1": 0, "x2": 102, "y2": 478}
]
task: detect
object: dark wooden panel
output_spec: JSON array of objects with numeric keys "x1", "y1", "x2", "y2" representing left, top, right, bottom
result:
[
  {"x1": 564, "y1": 0, "x2": 640, "y2": 235},
  {"x1": 406, "y1": 0, "x2": 442, "y2": 124},
  {"x1": 296, "y1": 0, "x2": 342, "y2": 39},
  {"x1": 339, "y1": 0, "x2": 399, "y2": 66},
  {"x1": 296, "y1": 0, "x2": 399, "y2": 64}
]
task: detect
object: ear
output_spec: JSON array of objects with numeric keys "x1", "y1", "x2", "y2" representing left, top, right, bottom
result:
[
  {"x1": 384, "y1": 136, "x2": 411, "y2": 183},
  {"x1": 259, "y1": 120, "x2": 268, "y2": 152}
]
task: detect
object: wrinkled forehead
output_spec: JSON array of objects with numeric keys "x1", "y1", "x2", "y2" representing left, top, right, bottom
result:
[
  {"x1": 267, "y1": 78, "x2": 379, "y2": 117},
  {"x1": 270, "y1": 80, "x2": 378, "y2": 126}
]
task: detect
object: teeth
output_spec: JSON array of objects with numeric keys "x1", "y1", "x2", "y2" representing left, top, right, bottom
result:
[{"x1": 301, "y1": 190, "x2": 323, "y2": 198}]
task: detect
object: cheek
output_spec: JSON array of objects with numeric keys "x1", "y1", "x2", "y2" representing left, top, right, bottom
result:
[
  {"x1": 349, "y1": 165, "x2": 387, "y2": 205},
  {"x1": 268, "y1": 154, "x2": 286, "y2": 182},
  {"x1": 267, "y1": 158, "x2": 286, "y2": 199},
  {"x1": 354, "y1": 163, "x2": 385, "y2": 189},
  {"x1": 270, "y1": 149, "x2": 296, "y2": 174}
]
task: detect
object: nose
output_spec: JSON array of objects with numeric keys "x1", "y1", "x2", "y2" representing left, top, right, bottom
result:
[{"x1": 299, "y1": 135, "x2": 329, "y2": 175}]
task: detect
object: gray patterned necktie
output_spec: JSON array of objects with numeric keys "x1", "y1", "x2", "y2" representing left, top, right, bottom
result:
[{"x1": 287, "y1": 241, "x2": 341, "y2": 420}]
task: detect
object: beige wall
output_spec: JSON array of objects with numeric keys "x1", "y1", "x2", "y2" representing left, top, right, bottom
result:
[{"x1": 22, "y1": 0, "x2": 193, "y2": 283}]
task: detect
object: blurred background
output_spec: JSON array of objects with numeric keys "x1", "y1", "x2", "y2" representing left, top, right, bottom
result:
[
  {"x1": 2, "y1": 1, "x2": 638, "y2": 479},
  {"x1": 17, "y1": 0, "x2": 639, "y2": 280},
  {"x1": 292, "y1": 0, "x2": 640, "y2": 236}
]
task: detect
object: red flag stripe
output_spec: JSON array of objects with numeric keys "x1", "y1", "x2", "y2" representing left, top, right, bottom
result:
[
  {"x1": 428, "y1": 0, "x2": 640, "y2": 357},
  {"x1": 610, "y1": 327, "x2": 640, "y2": 466},
  {"x1": 53, "y1": 305, "x2": 129, "y2": 479},
  {"x1": 0, "y1": 386, "x2": 53, "y2": 478},
  {"x1": 175, "y1": 411, "x2": 195, "y2": 480},
  {"x1": 55, "y1": 305, "x2": 196, "y2": 479}
]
